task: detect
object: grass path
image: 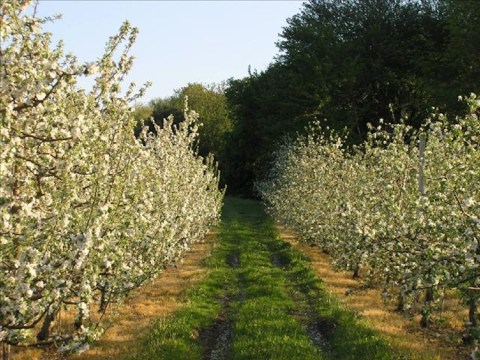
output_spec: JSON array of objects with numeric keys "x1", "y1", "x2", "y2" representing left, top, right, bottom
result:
[{"x1": 131, "y1": 198, "x2": 404, "y2": 360}]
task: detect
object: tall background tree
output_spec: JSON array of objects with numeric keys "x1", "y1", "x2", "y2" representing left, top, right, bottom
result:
[
  {"x1": 134, "y1": 83, "x2": 233, "y2": 185},
  {"x1": 223, "y1": 0, "x2": 480, "y2": 196}
]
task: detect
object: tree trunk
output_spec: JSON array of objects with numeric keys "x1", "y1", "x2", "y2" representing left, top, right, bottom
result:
[
  {"x1": 396, "y1": 293, "x2": 405, "y2": 312},
  {"x1": 352, "y1": 264, "x2": 360, "y2": 279},
  {"x1": 2, "y1": 343, "x2": 10, "y2": 360},
  {"x1": 99, "y1": 285, "x2": 109, "y2": 314},
  {"x1": 469, "y1": 296, "x2": 478, "y2": 328},
  {"x1": 74, "y1": 315, "x2": 83, "y2": 330},
  {"x1": 420, "y1": 287, "x2": 434, "y2": 328},
  {"x1": 37, "y1": 307, "x2": 57, "y2": 341}
]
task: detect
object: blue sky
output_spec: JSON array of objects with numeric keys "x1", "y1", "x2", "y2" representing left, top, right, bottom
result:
[{"x1": 36, "y1": 1, "x2": 304, "y2": 103}]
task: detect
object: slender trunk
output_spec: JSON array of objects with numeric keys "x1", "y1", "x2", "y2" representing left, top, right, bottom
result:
[
  {"x1": 74, "y1": 301, "x2": 86, "y2": 330},
  {"x1": 420, "y1": 287, "x2": 434, "y2": 328},
  {"x1": 99, "y1": 287, "x2": 109, "y2": 314},
  {"x1": 352, "y1": 264, "x2": 360, "y2": 279},
  {"x1": 425, "y1": 287, "x2": 434, "y2": 302},
  {"x1": 74, "y1": 314, "x2": 83, "y2": 330},
  {"x1": 469, "y1": 296, "x2": 477, "y2": 328},
  {"x1": 420, "y1": 312, "x2": 429, "y2": 328},
  {"x1": 2, "y1": 343, "x2": 10, "y2": 360},
  {"x1": 37, "y1": 307, "x2": 57, "y2": 341},
  {"x1": 396, "y1": 293, "x2": 404, "y2": 312},
  {"x1": 12, "y1": 163, "x2": 21, "y2": 257}
]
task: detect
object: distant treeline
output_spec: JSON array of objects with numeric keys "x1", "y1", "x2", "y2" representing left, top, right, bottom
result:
[{"x1": 135, "y1": 0, "x2": 480, "y2": 197}]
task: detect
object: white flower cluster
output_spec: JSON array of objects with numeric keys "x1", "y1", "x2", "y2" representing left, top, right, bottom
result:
[
  {"x1": 0, "y1": 0, "x2": 223, "y2": 351},
  {"x1": 259, "y1": 95, "x2": 480, "y2": 328}
]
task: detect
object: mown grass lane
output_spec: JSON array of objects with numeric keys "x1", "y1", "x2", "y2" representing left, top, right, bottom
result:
[{"x1": 131, "y1": 197, "x2": 404, "y2": 360}]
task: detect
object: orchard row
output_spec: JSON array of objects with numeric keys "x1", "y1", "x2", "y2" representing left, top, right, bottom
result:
[
  {"x1": 0, "y1": 1, "x2": 223, "y2": 352},
  {"x1": 260, "y1": 96, "x2": 480, "y2": 332}
]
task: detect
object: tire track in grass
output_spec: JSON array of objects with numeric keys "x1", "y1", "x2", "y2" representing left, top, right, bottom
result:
[
  {"x1": 228, "y1": 203, "x2": 323, "y2": 360},
  {"x1": 198, "y1": 295, "x2": 234, "y2": 360},
  {"x1": 199, "y1": 247, "x2": 241, "y2": 360},
  {"x1": 132, "y1": 198, "x2": 404, "y2": 360},
  {"x1": 269, "y1": 241, "x2": 333, "y2": 351},
  {"x1": 267, "y1": 235, "x2": 406, "y2": 360}
]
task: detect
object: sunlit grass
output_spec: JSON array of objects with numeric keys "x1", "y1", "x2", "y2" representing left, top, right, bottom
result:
[
  {"x1": 131, "y1": 197, "x2": 408, "y2": 360},
  {"x1": 281, "y1": 226, "x2": 470, "y2": 360}
]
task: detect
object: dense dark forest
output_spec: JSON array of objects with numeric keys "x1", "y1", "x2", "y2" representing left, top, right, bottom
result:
[{"x1": 138, "y1": 0, "x2": 479, "y2": 196}]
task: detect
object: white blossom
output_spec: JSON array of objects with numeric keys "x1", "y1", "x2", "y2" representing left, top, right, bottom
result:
[{"x1": 0, "y1": 1, "x2": 223, "y2": 351}]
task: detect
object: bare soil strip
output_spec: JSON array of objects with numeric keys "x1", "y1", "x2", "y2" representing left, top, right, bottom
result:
[
  {"x1": 199, "y1": 295, "x2": 234, "y2": 360},
  {"x1": 199, "y1": 250, "x2": 241, "y2": 360}
]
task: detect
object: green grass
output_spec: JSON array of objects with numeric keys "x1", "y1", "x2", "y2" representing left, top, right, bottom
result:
[
  {"x1": 130, "y1": 197, "x2": 406, "y2": 360},
  {"x1": 265, "y1": 235, "x2": 405, "y2": 360}
]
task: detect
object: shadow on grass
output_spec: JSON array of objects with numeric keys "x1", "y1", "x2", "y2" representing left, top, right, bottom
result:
[{"x1": 131, "y1": 197, "x2": 406, "y2": 360}]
